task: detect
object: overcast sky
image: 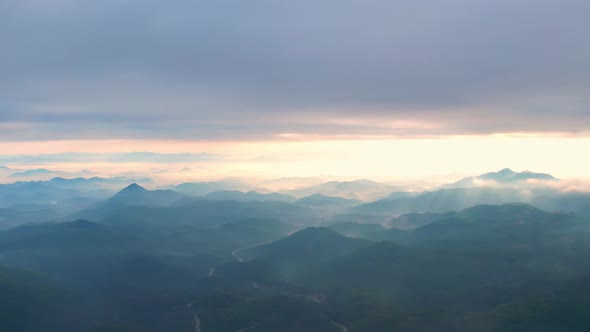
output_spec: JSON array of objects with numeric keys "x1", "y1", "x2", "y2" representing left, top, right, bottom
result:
[
  {"x1": 1, "y1": 0, "x2": 589, "y2": 179},
  {"x1": 2, "y1": 0, "x2": 589, "y2": 140}
]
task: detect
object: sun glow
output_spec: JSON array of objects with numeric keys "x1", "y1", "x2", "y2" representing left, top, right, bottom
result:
[{"x1": 1, "y1": 134, "x2": 590, "y2": 184}]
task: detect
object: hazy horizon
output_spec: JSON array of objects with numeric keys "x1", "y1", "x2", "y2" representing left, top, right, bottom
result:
[
  {"x1": 2, "y1": 0, "x2": 590, "y2": 184},
  {"x1": 1, "y1": 137, "x2": 590, "y2": 186}
]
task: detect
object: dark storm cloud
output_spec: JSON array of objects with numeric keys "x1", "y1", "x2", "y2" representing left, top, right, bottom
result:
[{"x1": 1, "y1": 0, "x2": 589, "y2": 140}]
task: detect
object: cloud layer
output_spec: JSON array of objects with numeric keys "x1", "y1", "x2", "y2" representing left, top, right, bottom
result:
[
  {"x1": 1, "y1": 0, "x2": 589, "y2": 140},
  {"x1": 0, "y1": 152, "x2": 217, "y2": 164}
]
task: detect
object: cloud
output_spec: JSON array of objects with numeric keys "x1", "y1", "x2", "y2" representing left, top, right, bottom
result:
[
  {"x1": 0, "y1": 152, "x2": 217, "y2": 164},
  {"x1": 1, "y1": 0, "x2": 589, "y2": 140},
  {"x1": 530, "y1": 178, "x2": 590, "y2": 193}
]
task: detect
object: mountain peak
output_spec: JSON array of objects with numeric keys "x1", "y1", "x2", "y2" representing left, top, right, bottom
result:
[
  {"x1": 481, "y1": 168, "x2": 517, "y2": 179},
  {"x1": 441, "y1": 168, "x2": 558, "y2": 189},
  {"x1": 490, "y1": 168, "x2": 557, "y2": 182},
  {"x1": 104, "y1": 183, "x2": 184, "y2": 208},
  {"x1": 120, "y1": 183, "x2": 147, "y2": 193}
]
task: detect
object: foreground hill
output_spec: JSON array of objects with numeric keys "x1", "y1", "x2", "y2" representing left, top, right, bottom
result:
[
  {"x1": 0, "y1": 265, "x2": 70, "y2": 332},
  {"x1": 0, "y1": 198, "x2": 589, "y2": 331},
  {"x1": 293, "y1": 205, "x2": 590, "y2": 331},
  {"x1": 241, "y1": 227, "x2": 371, "y2": 265}
]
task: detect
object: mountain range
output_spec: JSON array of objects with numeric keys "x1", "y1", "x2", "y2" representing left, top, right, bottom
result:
[
  {"x1": 442, "y1": 168, "x2": 558, "y2": 188},
  {"x1": 0, "y1": 168, "x2": 589, "y2": 331}
]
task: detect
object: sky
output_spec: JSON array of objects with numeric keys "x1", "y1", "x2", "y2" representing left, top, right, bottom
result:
[{"x1": 1, "y1": 0, "x2": 589, "y2": 183}]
